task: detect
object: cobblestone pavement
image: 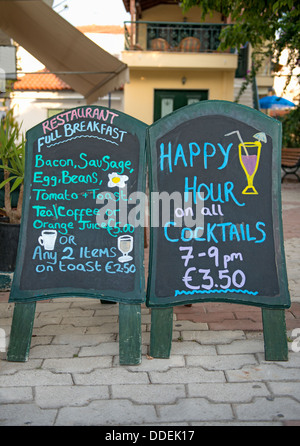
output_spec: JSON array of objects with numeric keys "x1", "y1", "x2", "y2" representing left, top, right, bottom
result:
[{"x1": 0, "y1": 181, "x2": 299, "y2": 426}]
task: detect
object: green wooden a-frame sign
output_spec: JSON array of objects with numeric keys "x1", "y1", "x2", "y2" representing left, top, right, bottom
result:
[
  {"x1": 7, "y1": 101, "x2": 291, "y2": 365},
  {"x1": 7, "y1": 106, "x2": 147, "y2": 365},
  {"x1": 146, "y1": 100, "x2": 290, "y2": 361}
]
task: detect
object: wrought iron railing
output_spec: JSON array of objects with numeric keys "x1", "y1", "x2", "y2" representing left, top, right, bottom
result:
[{"x1": 124, "y1": 21, "x2": 233, "y2": 53}]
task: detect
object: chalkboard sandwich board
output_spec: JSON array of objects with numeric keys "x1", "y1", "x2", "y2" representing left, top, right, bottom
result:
[
  {"x1": 10, "y1": 106, "x2": 147, "y2": 304},
  {"x1": 146, "y1": 100, "x2": 290, "y2": 310}
]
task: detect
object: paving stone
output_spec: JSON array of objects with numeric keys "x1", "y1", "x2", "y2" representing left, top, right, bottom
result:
[
  {"x1": 43, "y1": 356, "x2": 112, "y2": 373},
  {"x1": 289, "y1": 303, "x2": 300, "y2": 317},
  {"x1": 31, "y1": 336, "x2": 53, "y2": 347},
  {"x1": 33, "y1": 325, "x2": 86, "y2": 336},
  {"x1": 234, "y1": 397, "x2": 300, "y2": 421},
  {"x1": 226, "y1": 364, "x2": 300, "y2": 382},
  {"x1": 35, "y1": 302, "x2": 71, "y2": 312},
  {"x1": 157, "y1": 398, "x2": 233, "y2": 422},
  {"x1": 244, "y1": 331, "x2": 263, "y2": 340},
  {"x1": 0, "y1": 403, "x2": 57, "y2": 426},
  {"x1": 0, "y1": 303, "x2": 13, "y2": 316},
  {"x1": 170, "y1": 341, "x2": 217, "y2": 356},
  {"x1": 217, "y1": 339, "x2": 265, "y2": 354},
  {"x1": 73, "y1": 368, "x2": 149, "y2": 385},
  {"x1": 203, "y1": 303, "x2": 255, "y2": 313},
  {"x1": 187, "y1": 382, "x2": 270, "y2": 402},
  {"x1": 123, "y1": 355, "x2": 185, "y2": 371},
  {"x1": 209, "y1": 320, "x2": 263, "y2": 331},
  {"x1": 33, "y1": 316, "x2": 62, "y2": 327},
  {"x1": 257, "y1": 351, "x2": 300, "y2": 367},
  {"x1": 286, "y1": 319, "x2": 300, "y2": 330},
  {"x1": 52, "y1": 333, "x2": 116, "y2": 346},
  {"x1": 36, "y1": 308, "x2": 95, "y2": 318},
  {"x1": 55, "y1": 399, "x2": 158, "y2": 426},
  {"x1": 85, "y1": 323, "x2": 119, "y2": 334},
  {"x1": 35, "y1": 385, "x2": 109, "y2": 409},
  {"x1": 173, "y1": 304, "x2": 206, "y2": 315},
  {"x1": 149, "y1": 367, "x2": 225, "y2": 384},
  {"x1": 182, "y1": 330, "x2": 245, "y2": 344},
  {"x1": 268, "y1": 382, "x2": 300, "y2": 401},
  {"x1": 93, "y1": 305, "x2": 120, "y2": 315},
  {"x1": 93, "y1": 307, "x2": 120, "y2": 317},
  {"x1": 30, "y1": 344, "x2": 79, "y2": 359},
  {"x1": 61, "y1": 315, "x2": 118, "y2": 326},
  {"x1": 0, "y1": 359, "x2": 43, "y2": 374},
  {"x1": 141, "y1": 313, "x2": 151, "y2": 324},
  {"x1": 79, "y1": 342, "x2": 119, "y2": 357},
  {"x1": 186, "y1": 354, "x2": 257, "y2": 370},
  {"x1": 0, "y1": 370, "x2": 72, "y2": 387},
  {"x1": 0, "y1": 317, "x2": 13, "y2": 326},
  {"x1": 0, "y1": 387, "x2": 33, "y2": 403},
  {"x1": 176, "y1": 312, "x2": 236, "y2": 324},
  {"x1": 112, "y1": 384, "x2": 186, "y2": 404},
  {"x1": 173, "y1": 320, "x2": 208, "y2": 331}
]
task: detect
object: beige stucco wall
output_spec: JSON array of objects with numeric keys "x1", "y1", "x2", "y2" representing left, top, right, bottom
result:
[
  {"x1": 123, "y1": 67, "x2": 236, "y2": 124},
  {"x1": 141, "y1": 5, "x2": 223, "y2": 24},
  {"x1": 122, "y1": 5, "x2": 237, "y2": 124}
]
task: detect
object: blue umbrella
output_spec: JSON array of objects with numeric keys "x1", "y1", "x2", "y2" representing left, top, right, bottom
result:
[{"x1": 259, "y1": 95, "x2": 296, "y2": 109}]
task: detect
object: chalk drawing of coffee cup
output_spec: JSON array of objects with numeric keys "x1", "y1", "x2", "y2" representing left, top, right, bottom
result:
[{"x1": 38, "y1": 230, "x2": 57, "y2": 251}]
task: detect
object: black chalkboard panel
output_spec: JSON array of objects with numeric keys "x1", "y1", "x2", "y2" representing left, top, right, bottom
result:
[
  {"x1": 146, "y1": 100, "x2": 290, "y2": 308},
  {"x1": 10, "y1": 106, "x2": 147, "y2": 303}
]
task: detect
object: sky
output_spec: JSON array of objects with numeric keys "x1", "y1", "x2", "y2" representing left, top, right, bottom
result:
[
  {"x1": 20, "y1": 0, "x2": 130, "y2": 72},
  {"x1": 52, "y1": 0, "x2": 131, "y2": 26}
]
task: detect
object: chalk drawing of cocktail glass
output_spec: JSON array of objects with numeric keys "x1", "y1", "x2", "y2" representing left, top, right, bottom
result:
[
  {"x1": 118, "y1": 235, "x2": 133, "y2": 263},
  {"x1": 238, "y1": 141, "x2": 262, "y2": 194},
  {"x1": 225, "y1": 130, "x2": 263, "y2": 195}
]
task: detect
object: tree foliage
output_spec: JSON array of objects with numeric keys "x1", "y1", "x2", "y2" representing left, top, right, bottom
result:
[
  {"x1": 182, "y1": 0, "x2": 299, "y2": 49},
  {"x1": 281, "y1": 107, "x2": 300, "y2": 148},
  {"x1": 182, "y1": 0, "x2": 300, "y2": 146},
  {"x1": 182, "y1": 0, "x2": 300, "y2": 90}
]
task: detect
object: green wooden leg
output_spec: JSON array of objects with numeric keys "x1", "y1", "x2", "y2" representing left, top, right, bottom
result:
[
  {"x1": 262, "y1": 308, "x2": 288, "y2": 361},
  {"x1": 7, "y1": 302, "x2": 36, "y2": 362},
  {"x1": 119, "y1": 303, "x2": 141, "y2": 365},
  {"x1": 150, "y1": 307, "x2": 173, "y2": 358}
]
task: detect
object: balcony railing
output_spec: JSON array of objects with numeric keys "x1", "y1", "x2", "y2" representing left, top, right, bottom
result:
[{"x1": 124, "y1": 21, "x2": 233, "y2": 53}]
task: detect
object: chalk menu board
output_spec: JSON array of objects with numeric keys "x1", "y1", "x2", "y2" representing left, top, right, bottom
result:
[
  {"x1": 147, "y1": 101, "x2": 290, "y2": 308},
  {"x1": 10, "y1": 106, "x2": 147, "y2": 304}
]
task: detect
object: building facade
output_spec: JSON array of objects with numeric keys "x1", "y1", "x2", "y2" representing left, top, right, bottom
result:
[{"x1": 121, "y1": 0, "x2": 274, "y2": 124}]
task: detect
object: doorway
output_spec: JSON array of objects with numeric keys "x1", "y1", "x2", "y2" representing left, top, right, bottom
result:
[{"x1": 154, "y1": 89, "x2": 208, "y2": 121}]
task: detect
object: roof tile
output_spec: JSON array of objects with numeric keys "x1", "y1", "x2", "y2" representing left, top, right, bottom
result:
[{"x1": 14, "y1": 68, "x2": 72, "y2": 91}]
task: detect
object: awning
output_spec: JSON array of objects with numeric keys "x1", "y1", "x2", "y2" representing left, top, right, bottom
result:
[{"x1": 0, "y1": 0, "x2": 129, "y2": 104}]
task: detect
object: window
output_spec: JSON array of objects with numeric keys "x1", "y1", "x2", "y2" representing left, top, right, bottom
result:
[{"x1": 154, "y1": 89, "x2": 208, "y2": 121}]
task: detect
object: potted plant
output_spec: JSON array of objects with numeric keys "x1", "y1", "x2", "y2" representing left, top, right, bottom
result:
[{"x1": 0, "y1": 109, "x2": 25, "y2": 274}]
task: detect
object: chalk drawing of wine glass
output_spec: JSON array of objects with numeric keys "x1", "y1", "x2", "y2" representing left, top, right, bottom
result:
[
  {"x1": 117, "y1": 235, "x2": 133, "y2": 263},
  {"x1": 225, "y1": 130, "x2": 266, "y2": 195}
]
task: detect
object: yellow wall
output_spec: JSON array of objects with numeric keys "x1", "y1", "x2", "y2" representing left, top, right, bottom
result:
[
  {"x1": 141, "y1": 5, "x2": 223, "y2": 24},
  {"x1": 124, "y1": 68, "x2": 235, "y2": 124},
  {"x1": 123, "y1": 5, "x2": 235, "y2": 124}
]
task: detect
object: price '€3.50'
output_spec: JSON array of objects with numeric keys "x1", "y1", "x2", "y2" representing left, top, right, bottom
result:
[{"x1": 179, "y1": 245, "x2": 246, "y2": 291}]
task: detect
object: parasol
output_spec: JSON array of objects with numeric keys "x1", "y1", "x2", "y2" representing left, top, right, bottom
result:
[{"x1": 259, "y1": 95, "x2": 296, "y2": 109}]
